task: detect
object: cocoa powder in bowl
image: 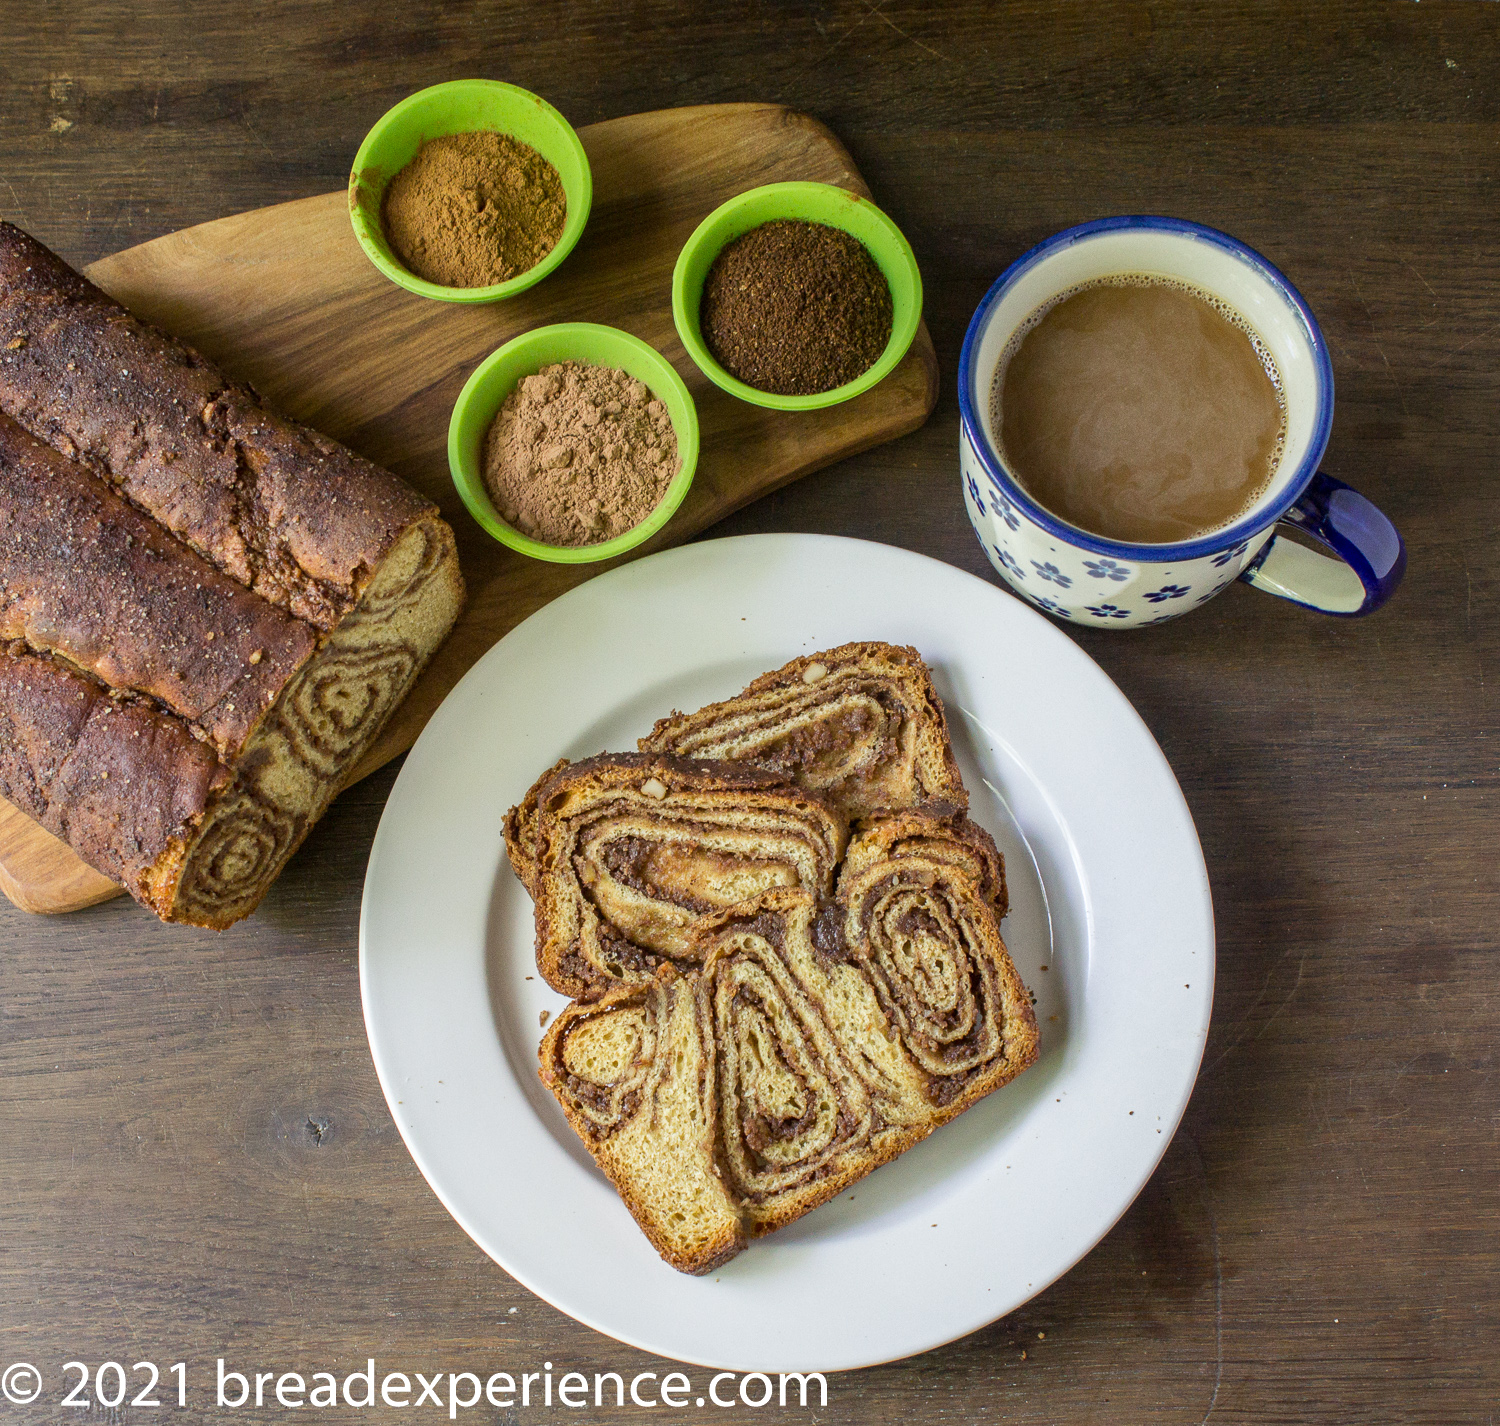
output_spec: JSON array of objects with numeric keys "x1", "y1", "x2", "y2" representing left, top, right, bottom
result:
[{"x1": 482, "y1": 362, "x2": 679, "y2": 547}]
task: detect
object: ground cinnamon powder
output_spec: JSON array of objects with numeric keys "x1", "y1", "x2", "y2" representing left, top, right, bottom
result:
[
  {"x1": 381, "y1": 131, "x2": 566, "y2": 288},
  {"x1": 482, "y1": 362, "x2": 679, "y2": 547}
]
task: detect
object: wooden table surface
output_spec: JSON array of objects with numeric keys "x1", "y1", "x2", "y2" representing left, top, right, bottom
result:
[{"x1": 2, "y1": 3, "x2": 1495, "y2": 1422}]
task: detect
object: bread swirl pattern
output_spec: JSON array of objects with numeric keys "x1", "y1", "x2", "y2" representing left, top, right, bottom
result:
[
  {"x1": 640, "y1": 641, "x2": 966, "y2": 818},
  {"x1": 541, "y1": 874, "x2": 1036, "y2": 1271},
  {"x1": 841, "y1": 852, "x2": 1035, "y2": 1113},
  {"x1": 541, "y1": 968, "x2": 744, "y2": 1274},
  {"x1": 694, "y1": 893, "x2": 921, "y2": 1233},
  {"x1": 840, "y1": 802, "x2": 1009, "y2": 922},
  {"x1": 529, "y1": 754, "x2": 845, "y2": 1000},
  {"x1": 165, "y1": 517, "x2": 460, "y2": 926}
]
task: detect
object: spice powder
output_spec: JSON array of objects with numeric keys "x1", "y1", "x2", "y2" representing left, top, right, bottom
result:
[
  {"x1": 700, "y1": 219, "x2": 894, "y2": 396},
  {"x1": 382, "y1": 131, "x2": 566, "y2": 288},
  {"x1": 483, "y1": 362, "x2": 679, "y2": 547}
]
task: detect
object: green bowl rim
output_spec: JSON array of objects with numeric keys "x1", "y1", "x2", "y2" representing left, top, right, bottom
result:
[
  {"x1": 348, "y1": 78, "x2": 593, "y2": 305},
  {"x1": 447, "y1": 322, "x2": 701, "y2": 564},
  {"x1": 670, "y1": 180, "x2": 924, "y2": 411}
]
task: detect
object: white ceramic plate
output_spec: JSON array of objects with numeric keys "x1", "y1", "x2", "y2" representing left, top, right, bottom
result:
[{"x1": 360, "y1": 534, "x2": 1214, "y2": 1373}]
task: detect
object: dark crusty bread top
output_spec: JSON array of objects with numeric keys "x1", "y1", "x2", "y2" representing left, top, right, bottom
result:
[
  {"x1": 0, "y1": 642, "x2": 231, "y2": 896},
  {"x1": 0, "y1": 412, "x2": 317, "y2": 759},
  {"x1": 0, "y1": 222, "x2": 435, "y2": 632}
]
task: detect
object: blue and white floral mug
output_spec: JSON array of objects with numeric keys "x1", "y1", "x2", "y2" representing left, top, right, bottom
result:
[{"x1": 959, "y1": 216, "x2": 1406, "y2": 628}]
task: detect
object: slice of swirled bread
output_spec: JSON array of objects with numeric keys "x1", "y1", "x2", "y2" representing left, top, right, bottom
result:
[
  {"x1": 839, "y1": 843, "x2": 1036, "y2": 1119},
  {"x1": 540, "y1": 873, "x2": 1038, "y2": 1274},
  {"x1": 639, "y1": 641, "x2": 966, "y2": 819},
  {"x1": 540, "y1": 967, "x2": 744, "y2": 1275},
  {"x1": 527, "y1": 754, "x2": 845, "y2": 1000}
]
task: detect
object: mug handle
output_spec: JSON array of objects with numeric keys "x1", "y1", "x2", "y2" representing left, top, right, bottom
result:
[{"x1": 1240, "y1": 472, "x2": 1406, "y2": 616}]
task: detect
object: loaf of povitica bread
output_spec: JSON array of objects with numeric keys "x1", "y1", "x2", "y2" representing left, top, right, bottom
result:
[{"x1": 0, "y1": 223, "x2": 464, "y2": 926}]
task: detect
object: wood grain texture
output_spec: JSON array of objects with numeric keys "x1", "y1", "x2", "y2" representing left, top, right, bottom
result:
[
  {"x1": 0, "y1": 3, "x2": 1496, "y2": 1423},
  {"x1": 0, "y1": 101, "x2": 939, "y2": 914}
]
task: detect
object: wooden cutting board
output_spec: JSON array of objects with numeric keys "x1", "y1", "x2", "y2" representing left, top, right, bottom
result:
[{"x1": 0, "y1": 102, "x2": 939, "y2": 915}]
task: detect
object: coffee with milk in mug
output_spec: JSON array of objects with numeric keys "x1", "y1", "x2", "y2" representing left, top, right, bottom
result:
[
  {"x1": 991, "y1": 276, "x2": 1286, "y2": 546},
  {"x1": 958, "y1": 216, "x2": 1406, "y2": 627}
]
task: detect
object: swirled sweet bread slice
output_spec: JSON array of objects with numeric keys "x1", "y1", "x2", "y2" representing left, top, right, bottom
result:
[
  {"x1": 529, "y1": 754, "x2": 846, "y2": 1001},
  {"x1": 691, "y1": 890, "x2": 934, "y2": 1236},
  {"x1": 840, "y1": 803, "x2": 1008, "y2": 920},
  {"x1": 540, "y1": 966, "x2": 744, "y2": 1275},
  {"x1": 639, "y1": 642, "x2": 966, "y2": 819},
  {"x1": 839, "y1": 842, "x2": 1037, "y2": 1120},
  {"x1": 540, "y1": 880, "x2": 1037, "y2": 1273}
]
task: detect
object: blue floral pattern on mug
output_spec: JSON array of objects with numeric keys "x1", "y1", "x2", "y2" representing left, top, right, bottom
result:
[
  {"x1": 966, "y1": 474, "x2": 984, "y2": 510},
  {"x1": 1211, "y1": 540, "x2": 1249, "y2": 568},
  {"x1": 993, "y1": 547, "x2": 1025, "y2": 580},
  {"x1": 1194, "y1": 574, "x2": 1236, "y2": 604},
  {"x1": 1032, "y1": 560, "x2": 1073, "y2": 588},
  {"x1": 1084, "y1": 602, "x2": 1132, "y2": 619},
  {"x1": 988, "y1": 488, "x2": 1021, "y2": 531},
  {"x1": 1082, "y1": 557, "x2": 1131, "y2": 582},
  {"x1": 1143, "y1": 584, "x2": 1191, "y2": 603},
  {"x1": 1034, "y1": 596, "x2": 1072, "y2": 618}
]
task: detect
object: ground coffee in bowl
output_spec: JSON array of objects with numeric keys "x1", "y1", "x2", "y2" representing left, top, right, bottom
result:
[{"x1": 700, "y1": 219, "x2": 893, "y2": 396}]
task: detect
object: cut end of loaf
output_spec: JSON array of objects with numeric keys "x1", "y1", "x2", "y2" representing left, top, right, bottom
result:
[{"x1": 165, "y1": 513, "x2": 463, "y2": 927}]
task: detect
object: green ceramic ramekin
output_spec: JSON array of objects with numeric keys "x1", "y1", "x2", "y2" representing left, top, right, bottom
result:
[
  {"x1": 671, "y1": 181, "x2": 923, "y2": 411},
  {"x1": 348, "y1": 79, "x2": 592, "y2": 304},
  {"x1": 449, "y1": 323, "x2": 700, "y2": 564}
]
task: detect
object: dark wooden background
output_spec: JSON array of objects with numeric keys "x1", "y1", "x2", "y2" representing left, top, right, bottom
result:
[{"x1": 2, "y1": 3, "x2": 1495, "y2": 1422}]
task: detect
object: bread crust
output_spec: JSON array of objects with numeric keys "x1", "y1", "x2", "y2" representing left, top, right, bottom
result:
[
  {"x1": 502, "y1": 757, "x2": 570, "y2": 896},
  {"x1": 0, "y1": 412, "x2": 317, "y2": 758},
  {"x1": 0, "y1": 643, "x2": 231, "y2": 908},
  {"x1": 0, "y1": 221, "x2": 433, "y2": 631}
]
